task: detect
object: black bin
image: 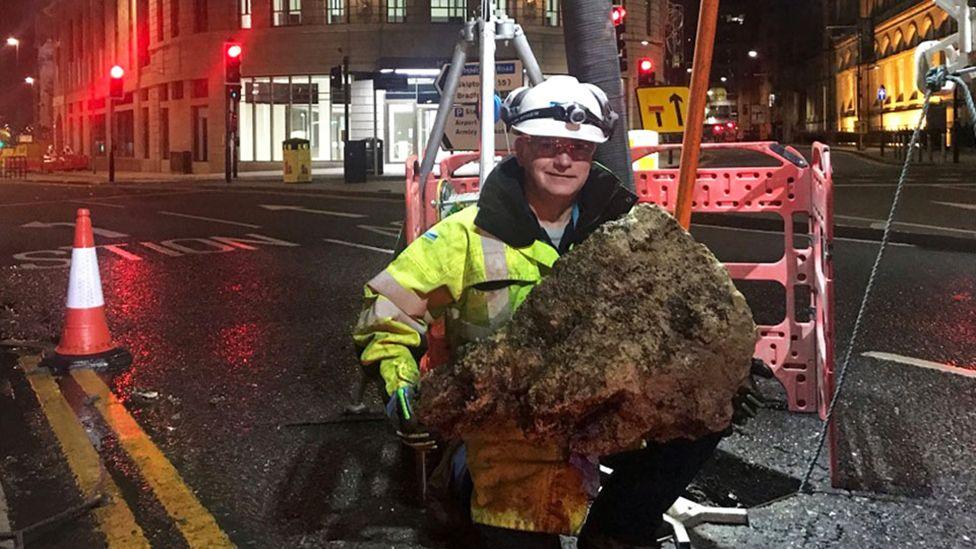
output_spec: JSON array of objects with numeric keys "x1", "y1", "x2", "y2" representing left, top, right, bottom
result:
[
  {"x1": 344, "y1": 140, "x2": 367, "y2": 183},
  {"x1": 364, "y1": 138, "x2": 384, "y2": 175}
]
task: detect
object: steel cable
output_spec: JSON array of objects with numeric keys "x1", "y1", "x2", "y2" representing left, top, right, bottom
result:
[{"x1": 800, "y1": 68, "x2": 976, "y2": 492}]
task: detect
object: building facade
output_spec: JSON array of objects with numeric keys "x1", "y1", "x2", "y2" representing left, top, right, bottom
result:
[
  {"x1": 37, "y1": 0, "x2": 667, "y2": 173},
  {"x1": 829, "y1": 0, "x2": 957, "y2": 134}
]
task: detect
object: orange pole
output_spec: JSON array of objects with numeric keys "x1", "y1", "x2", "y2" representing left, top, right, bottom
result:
[{"x1": 675, "y1": 0, "x2": 720, "y2": 229}]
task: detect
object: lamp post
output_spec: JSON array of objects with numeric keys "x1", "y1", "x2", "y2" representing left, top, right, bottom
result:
[{"x1": 6, "y1": 37, "x2": 19, "y2": 64}]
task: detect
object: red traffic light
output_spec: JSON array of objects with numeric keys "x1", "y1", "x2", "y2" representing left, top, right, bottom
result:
[
  {"x1": 611, "y1": 5, "x2": 627, "y2": 26},
  {"x1": 110, "y1": 65, "x2": 124, "y2": 79},
  {"x1": 638, "y1": 57, "x2": 654, "y2": 73},
  {"x1": 226, "y1": 43, "x2": 242, "y2": 59}
]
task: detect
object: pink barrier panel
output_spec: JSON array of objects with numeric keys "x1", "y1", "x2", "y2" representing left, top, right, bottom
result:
[
  {"x1": 632, "y1": 141, "x2": 835, "y2": 415},
  {"x1": 406, "y1": 143, "x2": 835, "y2": 417}
]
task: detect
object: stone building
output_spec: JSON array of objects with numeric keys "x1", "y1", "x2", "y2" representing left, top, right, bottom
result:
[
  {"x1": 37, "y1": 0, "x2": 666, "y2": 174},
  {"x1": 829, "y1": 0, "x2": 957, "y2": 133}
]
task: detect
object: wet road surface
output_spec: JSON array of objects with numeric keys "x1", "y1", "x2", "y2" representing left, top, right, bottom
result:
[{"x1": 0, "y1": 162, "x2": 974, "y2": 548}]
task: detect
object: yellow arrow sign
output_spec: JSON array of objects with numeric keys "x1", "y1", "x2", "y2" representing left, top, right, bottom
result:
[{"x1": 636, "y1": 86, "x2": 690, "y2": 133}]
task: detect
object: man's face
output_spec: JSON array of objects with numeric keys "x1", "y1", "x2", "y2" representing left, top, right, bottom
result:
[{"x1": 515, "y1": 135, "x2": 597, "y2": 200}]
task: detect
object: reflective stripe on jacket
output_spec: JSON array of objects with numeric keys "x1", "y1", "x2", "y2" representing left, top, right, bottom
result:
[{"x1": 353, "y1": 157, "x2": 637, "y2": 535}]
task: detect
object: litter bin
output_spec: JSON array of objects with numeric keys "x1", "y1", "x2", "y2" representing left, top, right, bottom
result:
[
  {"x1": 365, "y1": 138, "x2": 384, "y2": 175},
  {"x1": 282, "y1": 138, "x2": 312, "y2": 183},
  {"x1": 344, "y1": 140, "x2": 367, "y2": 183}
]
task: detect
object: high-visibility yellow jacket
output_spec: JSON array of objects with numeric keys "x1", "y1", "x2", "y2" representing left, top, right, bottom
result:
[{"x1": 354, "y1": 156, "x2": 637, "y2": 534}]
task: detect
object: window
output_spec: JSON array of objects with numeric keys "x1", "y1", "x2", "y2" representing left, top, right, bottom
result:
[
  {"x1": 193, "y1": 0, "x2": 208, "y2": 32},
  {"x1": 192, "y1": 78, "x2": 208, "y2": 98},
  {"x1": 171, "y1": 80, "x2": 184, "y2": 99},
  {"x1": 430, "y1": 0, "x2": 465, "y2": 22},
  {"x1": 273, "y1": 0, "x2": 301, "y2": 25},
  {"x1": 490, "y1": 0, "x2": 505, "y2": 15},
  {"x1": 142, "y1": 107, "x2": 150, "y2": 159},
  {"x1": 116, "y1": 110, "x2": 135, "y2": 157},
  {"x1": 156, "y1": 0, "x2": 164, "y2": 40},
  {"x1": 544, "y1": 0, "x2": 559, "y2": 26},
  {"x1": 159, "y1": 83, "x2": 169, "y2": 101},
  {"x1": 240, "y1": 0, "x2": 252, "y2": 28},
  {"x1": 171, "y1": 0, "x2": 180, "y2": 36},
  {"x1": 192, "y1": 106, "x2": 208, "y2": 161},
  {"x1": 327, "y1": 0, "x2": 344, "y2": 23},
  {"x1": 160, "y1": 108, "x2": 170, "y2": 159},
  {"x1": 386, "y1": 0, "x2": 405, "y2": 22}
]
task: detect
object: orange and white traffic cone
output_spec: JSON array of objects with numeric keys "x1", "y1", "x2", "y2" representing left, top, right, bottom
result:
[{"x1": 42, "y1": 209, "x2": 131, "y2": 373}]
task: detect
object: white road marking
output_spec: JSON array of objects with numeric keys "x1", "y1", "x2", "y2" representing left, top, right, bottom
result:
[
  {"x1": 159, "y1": 211, "x2": 261, "y2": 228},
  {"x1": 70, "y1": 200, "x2": 127, "y2": 208},
  {"x1": 691, "y1": 223, "x2": 915, "y2": 247},
  {"x1": 931, "y1": 200, "x2": 976, "y2": 212},
  {"x1": 20, "y1": 221, "x2": 129, "y2": 238},
  {"x1": 0, "y1": 190, "x2": 208, "y2": 208},
  {"x1": 834, "y1": 214, "x2": 976, "y2": 236},
  {"x1": 260, "y1": 204, "x2": 366, "y2": 218},
  {"x1": 323, "y1": 238, "x2": 393, "y2": 254},
  {"x1": 862, "y1": 352, "x2": 976, "y2": 379},
  {"x1": 199, "y1": 189, "x2": 401, "y2": 203},
  {"x1": 358, "y1": 224, "x2": 400, "y2": 237},
  {"x1": 12, "y1": 234, "x2": 299, "y2": 269},
  {"x1": 837, "y1": 182, "x2": 976, "y2": 188}
]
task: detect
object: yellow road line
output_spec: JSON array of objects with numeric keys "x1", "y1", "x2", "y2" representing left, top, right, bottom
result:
[
  {"x1": 19, "y1": 355, "x2": 150, "y2": 548},
  {"x1": 70, "y1": 369, "x2": 235, "y2": 548}
]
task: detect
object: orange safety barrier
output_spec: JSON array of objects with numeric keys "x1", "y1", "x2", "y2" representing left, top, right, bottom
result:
[{"x1": 404, "y1": 142, "x2": 835, "y2": 418}]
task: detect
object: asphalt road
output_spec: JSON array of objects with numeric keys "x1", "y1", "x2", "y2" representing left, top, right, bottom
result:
[{"x1": 0, "y1": 149, "x2": 974, "y2": 548}]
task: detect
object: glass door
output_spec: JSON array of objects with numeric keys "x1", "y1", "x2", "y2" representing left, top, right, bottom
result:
[{"x1": 387, "y1": 102, "x2": 416, "y2": 163}]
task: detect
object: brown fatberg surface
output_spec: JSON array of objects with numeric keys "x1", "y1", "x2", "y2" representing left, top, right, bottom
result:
[{"x1": 419, "y1": 204, "x2": 756, "y2": 455}]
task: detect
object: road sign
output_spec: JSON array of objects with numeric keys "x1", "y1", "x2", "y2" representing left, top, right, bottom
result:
[
  {"x1": 435, "y1": 61, "x2": 525, "y2": 150},
  {"x1": 877, "y1": 85, "x2": 887, "y2": 102},
  {"x1": 636, "y1": 86, "x2": 689, "y2": 133}
]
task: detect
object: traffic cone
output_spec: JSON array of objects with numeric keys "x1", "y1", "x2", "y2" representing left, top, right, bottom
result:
[{"x1": 42, "y1": 209, "x2": 131, "y2": 373}]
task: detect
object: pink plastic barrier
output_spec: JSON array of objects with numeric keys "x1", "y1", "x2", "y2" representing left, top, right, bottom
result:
[{"x1": 405, "y1": 142, "x2": 835, "y2": 417}]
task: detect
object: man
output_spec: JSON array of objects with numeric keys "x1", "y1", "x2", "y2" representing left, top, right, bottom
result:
[{"x1": 353, "y1": 75, "x2": 721, "y2": 548}]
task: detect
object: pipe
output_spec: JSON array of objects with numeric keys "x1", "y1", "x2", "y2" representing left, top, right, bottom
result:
[
  {"x1": 479, "y1": 16, "x2": 497, "y2": 185},
  {"x1": 417, "y1": 34, "x2": 470, "y2": 194},
  {"x1": 675, "y1": 0, "x2": 720, "y2": 229},
  {"x1": 562, "y1": 0, "x2": 633, "y2": 191},
  {"x1": 512, "y1": 27, "x2": 544, "y2": 85}
]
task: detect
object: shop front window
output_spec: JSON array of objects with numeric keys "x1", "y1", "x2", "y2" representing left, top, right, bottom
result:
[{"x1": 240, "y1": 75, "x2": 337, "y2": 162}]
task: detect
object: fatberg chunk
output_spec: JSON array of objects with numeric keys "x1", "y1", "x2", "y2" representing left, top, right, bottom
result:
[{"x1": 419, "y1": 204, "x2": 756, "y2": 455}]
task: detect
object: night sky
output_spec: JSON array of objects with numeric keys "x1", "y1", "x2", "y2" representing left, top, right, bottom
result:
[{"x1": 0, "y1": 0, "x2": 37, "y2": 130}]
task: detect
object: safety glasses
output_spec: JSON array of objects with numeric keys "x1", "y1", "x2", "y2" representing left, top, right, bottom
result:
[{"x1": 526, "y1": 137, "x2": 598, "y2": 160}]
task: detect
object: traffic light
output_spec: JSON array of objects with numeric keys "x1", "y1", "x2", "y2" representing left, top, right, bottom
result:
[
  {"x1": 224, "y1": 42, "x2": 242, "y2": 85},
  {"x1": 109, "y1": 65, "x2": 124, "y2": 99},
  {"x1": 226, "y1": 84, "x2": 242, "y2": 101},
  {"x1": 612, "y1": 5, "x2": 627, "y2": 72},
  {"x1": 637, "y1": 57, "x2": 655, "y2": 87}
]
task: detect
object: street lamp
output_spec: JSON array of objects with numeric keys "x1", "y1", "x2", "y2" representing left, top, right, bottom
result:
[
  {"x1": 720, "y1": 76, "x2": 728, "y2": 82},
  {"x1": 748, "y1": 50, "x2": 758, "y2": 58},
  {"x1": 24, "y1": 76, "x2": 34, "y2": 85},
  {"x1": 6, "y1": 37, "x2": 19, "y2": 63}
]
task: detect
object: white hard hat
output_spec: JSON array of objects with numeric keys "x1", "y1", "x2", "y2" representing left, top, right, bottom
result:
[{"x1": 501, "y1": 75, "x2": 617, "y2": 144}]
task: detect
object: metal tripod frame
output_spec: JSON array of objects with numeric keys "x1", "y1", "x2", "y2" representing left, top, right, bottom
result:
[{"x1": 416, "y1": 8, "x2": 544, "y2": 202}]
